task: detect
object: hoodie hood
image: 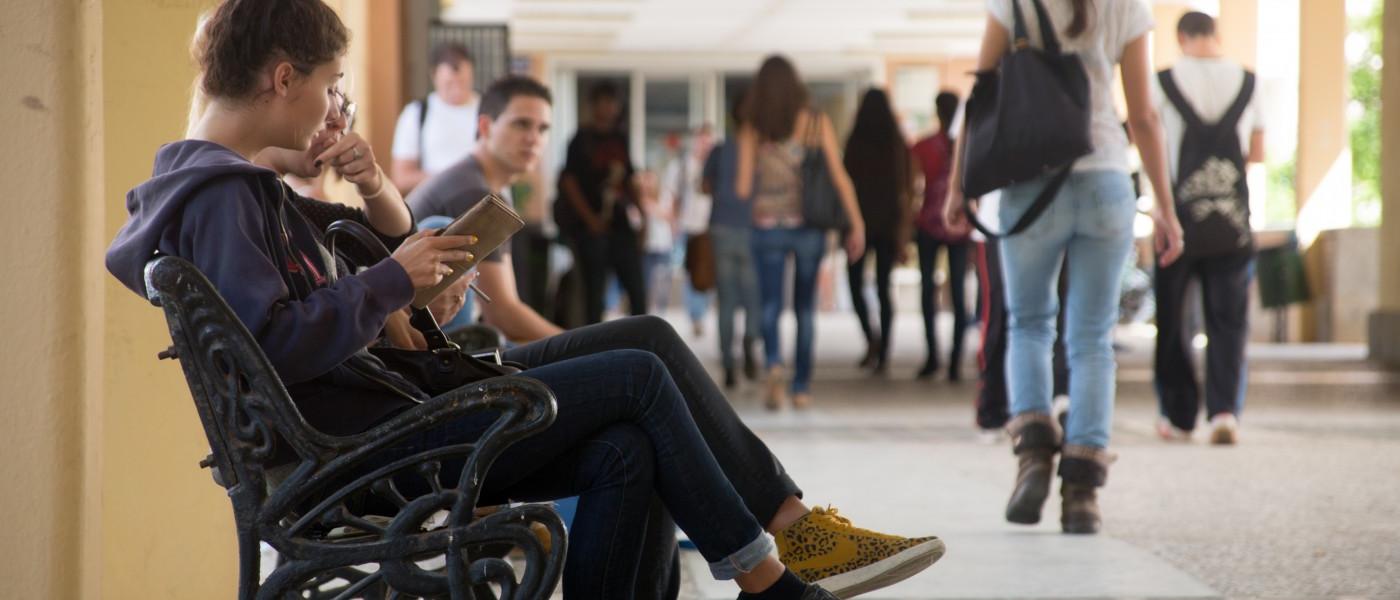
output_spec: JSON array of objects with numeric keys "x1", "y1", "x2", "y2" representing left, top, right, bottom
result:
[{"x1": 106, "y1": 140, "x2": 277, "y2": 296}]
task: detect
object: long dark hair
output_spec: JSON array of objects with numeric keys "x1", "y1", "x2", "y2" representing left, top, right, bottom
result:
[
  {"x1": 1067, "y1": 0, "x2": 1093, "y2": 38},
  {"x1": 843, "y1": 88, "x2": 908, "y2": 192},
  {"x1": 742, "y1": 55, "x2": 809, "y2": 142}
]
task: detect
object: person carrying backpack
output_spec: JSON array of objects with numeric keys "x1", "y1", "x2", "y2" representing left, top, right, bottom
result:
[
  {"x1": 389, "y1": 43, "x2": 480, "y2": 195},
  {"x1": 1151, "y1": 11, "x2": 1266, "y2": 446},
  {"x1": 946, "y1": 0, "x2": 1184, "y2": 534}
]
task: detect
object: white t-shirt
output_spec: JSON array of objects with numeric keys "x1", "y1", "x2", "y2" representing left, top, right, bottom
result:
[
  {"x1": 987, "y1": 0, "x2": 1155, "y2": 173},
  {"x1": 1152, "y1": 56, "x2": 1265, "y2": 180},
  {"x1": 391, "y1": 92, "x2": 480, "y2": 175}
]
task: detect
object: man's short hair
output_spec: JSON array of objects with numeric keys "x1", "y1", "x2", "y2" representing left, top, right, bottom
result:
[
  {"x1": 1177, "y1": 11, "x2": 1216, "y2": 38},
  {"x1": 588, "y1": 81, "x2": 620, "y2": 103},
  {"x1": 479, "y1": 75, "x2": 553, "y2": 120},
  {"x1": 934, "y1": 91, "x2": 959, "y2": 129},
  {"x1": 430, "y1": 42, "x2": 473, "y2": 69}
]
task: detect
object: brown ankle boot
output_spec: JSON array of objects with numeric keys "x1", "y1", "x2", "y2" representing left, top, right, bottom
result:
[
  {"x1": 1058, "y1": 445, "x2": 1113, "y2": 534},
  {"x1": 1059, "y1": 483, "x2": 1100, "y2": 534},
  {"x1": 1005, "y1": 414, "x2": 1062, "y2": 525}
]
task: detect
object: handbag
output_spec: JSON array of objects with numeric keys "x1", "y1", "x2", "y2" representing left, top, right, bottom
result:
[
  {"x1": 684, "y1": 231, "x2": 716, "y2": 292},
  {"x1": 323, "y1": 219, "x2": 521, "y2": 396},
  {"x1": 799, "y1": 110, "x2": 850, "y2": 231},
  {"x1": 960, "y1": 0, "x2": 1093, "y2": 237}
]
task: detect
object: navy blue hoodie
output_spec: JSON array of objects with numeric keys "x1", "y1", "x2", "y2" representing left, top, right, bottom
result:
[{"x1": 107, "y1": 140, "x2": 426, "y2": 435}]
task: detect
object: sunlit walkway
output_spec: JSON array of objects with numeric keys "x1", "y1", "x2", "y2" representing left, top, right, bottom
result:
[{"x1": 661, "y1": 311, "x2": 1400, "y2": 599}]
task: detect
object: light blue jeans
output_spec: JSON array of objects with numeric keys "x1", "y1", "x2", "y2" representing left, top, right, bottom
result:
[
  {"x1": 752, "y1": 226, "x2": 825, "y2": 394},
  {"x1": 999, "y1": 170, "x2": 1136, "y2": 449}
]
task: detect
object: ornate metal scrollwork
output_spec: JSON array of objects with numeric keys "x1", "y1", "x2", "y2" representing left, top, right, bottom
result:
[{"x1": 144, "y1": 256, "x2": 565, "y2": 599}]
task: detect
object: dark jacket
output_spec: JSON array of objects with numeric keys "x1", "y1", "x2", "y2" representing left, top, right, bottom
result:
[{"x1": 106, "y1": 140, "x2": 423, "y2": 436}]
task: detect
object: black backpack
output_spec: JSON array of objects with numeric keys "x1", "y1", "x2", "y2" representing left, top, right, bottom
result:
[
  {"x1": 1158, "y1": 68, "x2": 1256, "y2": 258},
  {"x1": 960, "y1": 0, "x2": 1093, "y2": 238}
]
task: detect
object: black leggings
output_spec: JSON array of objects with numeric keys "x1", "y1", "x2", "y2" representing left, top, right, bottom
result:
[
  {"x1": 917, "y1": 232, "x2": 971, "y2": 375},
  {"x1": 848, "y1": 237, "x2": 898, "y2": 362}
]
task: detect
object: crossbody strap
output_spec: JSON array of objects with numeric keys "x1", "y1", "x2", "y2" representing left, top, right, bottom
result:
[
  {"x1": 324, "y1": 219, "x2": 457, "y2": 352},
  {"x1": 962, "y1": 162, "x2": 1074, "y2": 239}
]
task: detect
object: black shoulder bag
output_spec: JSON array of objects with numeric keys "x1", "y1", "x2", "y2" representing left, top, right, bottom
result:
[
  {"x1": 1158, "y1": 68, "x2": 1256, "y2": 258},
  {"x1": 323, "y1": 219, "x2": 521, "y2": 396},
  {"x1": 799, "y1": 110, "x2": 851, "y2": 231},
  {"x1": 961, "y1": 0, "x2": 1093, "y2": 237}
]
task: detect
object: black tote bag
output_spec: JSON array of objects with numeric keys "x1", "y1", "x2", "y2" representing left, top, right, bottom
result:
[
  {"x1": 799, "y1": 110, "x2": 850, "y2": 231},
  {"x1": 961, "y1": 0, "x2": 1093, "y2": 237}
]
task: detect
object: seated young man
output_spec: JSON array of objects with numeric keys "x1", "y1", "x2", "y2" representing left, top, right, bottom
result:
[{"x1": 408, "y1": 75, "x2": 946, "y2": 598}]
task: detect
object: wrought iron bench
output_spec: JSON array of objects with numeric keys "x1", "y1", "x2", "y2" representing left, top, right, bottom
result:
[{"x1": 143, "y1": 255, "x2": 566, "y2": 599}]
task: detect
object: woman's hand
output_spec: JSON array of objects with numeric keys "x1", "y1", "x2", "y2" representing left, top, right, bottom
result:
[
  {"x1": 427, "y1": 270, "x2": 477, "y2": 324},
  {"x1": 390, "y1": 229, "x2": 478, "y2": 289},
  {"x1": 1152, "y1": 208, "x2": 1185, "y2": 267},
  {"x1": 315, "y1": 131, "x2": 383, "y2": 195},
  {"x1": 844, "y1": 223, "x2": 866, "y2": 264},
  {"x1": 944, "y1": 188, "x2": 970, "y2": 232}
]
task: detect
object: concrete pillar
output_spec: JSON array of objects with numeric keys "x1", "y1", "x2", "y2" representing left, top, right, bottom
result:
[
  {"x1": 1218, "y1": 0, "x2": 1259, "y2": 68},
  {"x1": 1369, "y1": 0, "x2": 1400, "y2": 366},
  {"x1": 1295, "y1": 0, "x2": 1350, "y2": 341},
  {"x1": 1295, "y1": 0, "x2": 1349, "y2": 217},
  {"x1": 366, "y1": 0, "x2": 405, "y2": 174}
]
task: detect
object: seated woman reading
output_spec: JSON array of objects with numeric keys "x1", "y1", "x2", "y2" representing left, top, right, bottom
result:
[{"x1": 105, "y1": 1, "x2": 942, "y2": 597}]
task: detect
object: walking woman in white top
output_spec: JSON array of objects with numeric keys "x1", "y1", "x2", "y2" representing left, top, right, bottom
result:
[{"x1": 946, "y1": 0, "x2": 1185, "y2": 534}]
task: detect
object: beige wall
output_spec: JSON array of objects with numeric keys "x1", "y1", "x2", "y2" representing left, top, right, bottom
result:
[
  {"x1": 99, "y1": 1, "x2": 240, "y2": 598},
  {"x1": 0, "y1": 0, "x2": 98, "y2": 596}
]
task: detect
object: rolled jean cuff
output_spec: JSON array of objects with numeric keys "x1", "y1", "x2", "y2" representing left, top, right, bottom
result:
[{"x1": 708, "y1": 533, "x2": 776, "y2": 580}]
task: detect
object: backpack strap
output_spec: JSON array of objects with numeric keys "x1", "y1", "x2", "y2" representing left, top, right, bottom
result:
[
  {"x1": 1217, "y1": 71, "x2": 1257, "y2": 132},
  {"x1": 416, "y1": 96, "x2": 430, "y2": 162},
  {"x1": 1157, "y1": 69, "x2": 1205, "y2": 129}
]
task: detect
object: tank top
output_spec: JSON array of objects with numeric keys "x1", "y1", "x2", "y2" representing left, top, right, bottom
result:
[{"x1": 753, "y1": 139, "x2": 804, "y2": 228}]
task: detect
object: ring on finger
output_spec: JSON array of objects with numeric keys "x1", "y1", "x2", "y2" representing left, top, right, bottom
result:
[{"x1": 352, "y1": 147, "x2": 362, "y2": 160}]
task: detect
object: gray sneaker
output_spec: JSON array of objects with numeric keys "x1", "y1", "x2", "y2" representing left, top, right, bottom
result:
[{"x1": 802, "y1": 585, "x2": 841, "y2": 600}]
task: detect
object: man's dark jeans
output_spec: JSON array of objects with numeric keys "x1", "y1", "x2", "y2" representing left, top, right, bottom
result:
[
  {"x1": 574, "y1": 227, "x2": 648, "y2": 324},
  {"x1": 1153, "y1": 249, "x2": 1254, "y2": 430},
  {"x1": 372, "y1": 349, "x2": 771, "y2": 597},
  {"x1": 505, "y1": 316, "x2": 804, "y2": 598}
]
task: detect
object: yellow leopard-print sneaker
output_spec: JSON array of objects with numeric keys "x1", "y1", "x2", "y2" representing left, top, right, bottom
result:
[{"x1": 775, "y1": 505, "x2": 945, "y2": 598}]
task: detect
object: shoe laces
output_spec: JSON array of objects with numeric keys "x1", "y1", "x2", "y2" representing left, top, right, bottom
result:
[{"x1": 810, "y1": 505, "x2": 883, "y2": 537}]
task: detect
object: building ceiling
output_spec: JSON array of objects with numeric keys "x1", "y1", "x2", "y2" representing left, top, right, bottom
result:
[{"x1": 443, "y1": 0, "x2": 991, "y2": 58}]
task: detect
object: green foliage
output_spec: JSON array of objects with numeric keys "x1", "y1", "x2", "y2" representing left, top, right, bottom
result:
[
  {"x1": 1266, "y1": 155, "x2": 1297, "y2": 226},
  {"x1": 1348, "y1": 1, "x2": 1384, "y2": 226}
]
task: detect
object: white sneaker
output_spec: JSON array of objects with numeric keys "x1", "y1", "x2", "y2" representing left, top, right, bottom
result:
[
  {"x1": 1052, "y1": 395, "x2": 1070, "y2": 430},
  {"x1": 1155, "y1": 417, "x2": 1193, "y2": 442},
  {"x1": 1209, "y1": 413, "x2": 1239, "y2": 445},
  {"x1": 977, "y1": 428, "x2": 1007, "y2": 445}
]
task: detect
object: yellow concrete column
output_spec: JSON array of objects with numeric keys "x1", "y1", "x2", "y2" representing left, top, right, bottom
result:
[
  {"x1": 1152, "y1": 3, "x2": 1190, "y2": 69},
  {"x1": 1295, "y1": 0, "x2": 1350, "y2": 342},
  {"x1": 0, "y1": 1, "x2": 101, "y2": 596},
  {"x1": 1295, "y1": 0, "x2": 1349, "y2": 217},
  {"x1": 1369, "y1": 0, "x2": 1400, "y2": 365},
  {"x1": 1218, "y1": 0, "x2": 1259, "y2": 68}
]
